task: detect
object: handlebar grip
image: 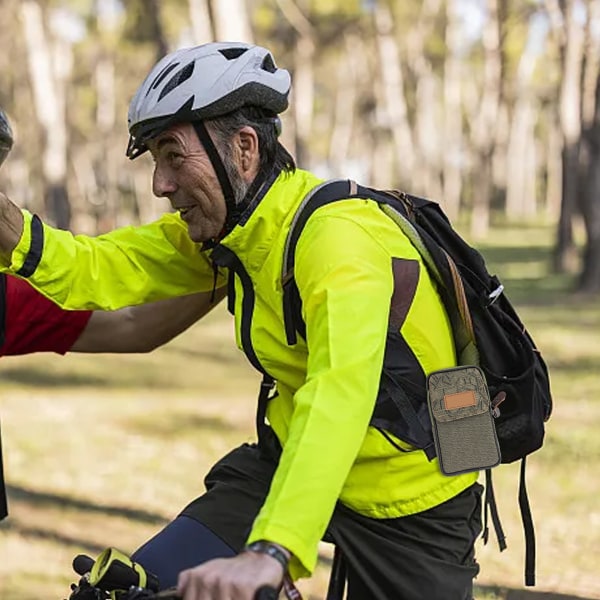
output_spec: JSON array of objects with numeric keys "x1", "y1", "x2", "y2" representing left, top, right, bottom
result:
[
  {"x1": 254, "y1": 586, "x2": 279, "y2": 600},
  {"x1": 72, "y1": 554, "x2": 95, "y2": 576}
]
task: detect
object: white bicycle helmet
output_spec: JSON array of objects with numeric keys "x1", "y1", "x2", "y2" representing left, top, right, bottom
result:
[{"x1": 127, "y1": 42, "x2": 291, "y2": 159}]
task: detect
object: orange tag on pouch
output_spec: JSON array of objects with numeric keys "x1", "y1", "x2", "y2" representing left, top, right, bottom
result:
[{"x1": 444, "y1": 390, "x2": 477, "y2": 411}]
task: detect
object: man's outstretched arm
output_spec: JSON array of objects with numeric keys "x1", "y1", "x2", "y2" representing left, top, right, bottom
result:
[
  {"x1": 1, "y1": 274, "x2": 226, "y2": 356},
  {"x1": 71, "y1": 286, "x2": 227, "y2": 353},
  {"x1": 0, "y1": 191, "x2": 220, "y2": 311}
]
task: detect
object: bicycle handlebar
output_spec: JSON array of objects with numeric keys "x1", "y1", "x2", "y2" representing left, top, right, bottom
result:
[
  {"x1": 123, "y1": 586, "x2": 279, "y2": 600},
  {"x1": 69, "y1": 552, "x2": 279, "y2": 600},
  {"x1": 68, "y1": 552, "x2": 281, "y2": 600},
  {"x1": 132, "y1": 586, "x2": 279, "y2": 599}
]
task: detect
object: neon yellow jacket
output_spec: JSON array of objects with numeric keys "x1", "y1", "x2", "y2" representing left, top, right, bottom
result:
[{"x1": 2, "y1": 169, "x2": 477, "y2": 578}]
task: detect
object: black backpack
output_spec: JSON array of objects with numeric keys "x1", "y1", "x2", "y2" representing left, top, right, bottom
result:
[{"x1": 279, "y1": 179, "x2": 553, "y2": 587}]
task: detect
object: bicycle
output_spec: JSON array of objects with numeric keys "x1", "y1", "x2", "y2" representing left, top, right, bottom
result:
[{"x1": 64, "y1": 548, "x2": 281, "y2": 600}]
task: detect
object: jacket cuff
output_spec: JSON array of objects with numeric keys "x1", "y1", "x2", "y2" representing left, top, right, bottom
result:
[
  {"x1": 3, "y1": 209, "x2": 33, "y2": 274},
  {"x1": 246, "y1": 522, "x2": 316, "y2": 580}
]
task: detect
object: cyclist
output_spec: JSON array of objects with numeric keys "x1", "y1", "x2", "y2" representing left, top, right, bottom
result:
[
  {"x1": 0, "y1": 273, "x2": 224, "y2": 523},
  {"x1": 0, "y1": 42, "x2": 482, "y2": 599}
]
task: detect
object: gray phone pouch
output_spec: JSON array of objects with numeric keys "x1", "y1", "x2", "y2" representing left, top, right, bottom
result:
[{"x1": 427, "y1": 365, "x2": 501, "y2": 476}]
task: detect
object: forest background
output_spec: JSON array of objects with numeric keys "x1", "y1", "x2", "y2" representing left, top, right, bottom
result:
[{"x1": 0, "y1": 0, "x2": 599, "y2": 599}]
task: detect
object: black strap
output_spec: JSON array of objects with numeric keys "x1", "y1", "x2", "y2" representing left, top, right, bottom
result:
[
  {"x1": 193, "y1": 121, "x2": 239, "y2": 234},
  {"x1": 282, "y1": 181, "x2": 354, "y2": 345},
  {"x1": 256, "y1": 374, "x2": 276, "y2": 446},
  {"x1": 379, "y1": 370, "x2": 436, "y2": 460},
  {"x1": 325, "y1": 545, "x2": 347, "y2": 600},
  {"x1": 518, "y1": 457, "x2": 536, "y2": 586},
  {"x1": 0, "y1": 421, "x2": 8, "y2": 520},
  {"x1": 485, "y1": 461, "x2": 536, "y2": 586},
  {"x1": 226, "y1": 268, "x2": 236, "y2": 316},
  {"x1": 483, "y1": 469, "x2": 507, "y2": 551},
  {"x1": 282, "y1": 180, "x2": 408, "y2": 345},
  {"x1": 211, "y1": 245, "x2": 278, "y2": 448}
]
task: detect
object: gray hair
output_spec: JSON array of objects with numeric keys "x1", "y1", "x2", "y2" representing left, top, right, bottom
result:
[{"x1": 207, "y1": 107, "x2": 295, "y2": 204}]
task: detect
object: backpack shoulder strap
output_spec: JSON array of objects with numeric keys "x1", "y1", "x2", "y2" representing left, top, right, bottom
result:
[
  {"x1": 281, "y1": 179, "x2": 402, "y2": 344},
  {"x1": 281, "y1": 179, "x2": 476, "y2": 365}
]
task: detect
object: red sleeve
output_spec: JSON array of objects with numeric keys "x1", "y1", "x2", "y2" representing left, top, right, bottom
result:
[{"x1": 0, "y1": 274, "x2": 92, "y2": 356}]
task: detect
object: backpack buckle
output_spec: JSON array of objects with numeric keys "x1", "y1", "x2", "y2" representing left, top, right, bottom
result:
[{"x1": 487, "y1": 284, "x2": 504, "y2": 306}]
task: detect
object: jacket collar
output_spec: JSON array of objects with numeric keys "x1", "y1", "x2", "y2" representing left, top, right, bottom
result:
[{"x1": 216, "y1": 168, "x2": 323, "y2": 274}]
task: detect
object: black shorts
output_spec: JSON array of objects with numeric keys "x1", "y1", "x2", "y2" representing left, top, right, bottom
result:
[{"x1": 182, "y1": 438, "x2": 483, "y2": 600}]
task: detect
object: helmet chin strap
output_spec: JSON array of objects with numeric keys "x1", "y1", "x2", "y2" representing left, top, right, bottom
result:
[{"x1": 192, "y1": 121, "x2": 241, "y2": 236}]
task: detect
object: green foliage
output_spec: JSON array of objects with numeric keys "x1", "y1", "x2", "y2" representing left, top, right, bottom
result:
[{"x1": 307, "y1": 0, "x2": 364, "y2": 16}]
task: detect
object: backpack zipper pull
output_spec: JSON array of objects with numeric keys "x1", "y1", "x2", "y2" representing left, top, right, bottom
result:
[{"x1": 491, "y1": 391, "x2": 507, "y2": 418}]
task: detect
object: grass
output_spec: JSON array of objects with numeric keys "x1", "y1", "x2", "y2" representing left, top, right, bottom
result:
[{"x1": 1, "y1": 222, "x2": 599, "y2": 599}]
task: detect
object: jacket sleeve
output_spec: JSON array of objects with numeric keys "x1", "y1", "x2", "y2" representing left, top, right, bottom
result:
[
  {"x1": 1, "y1": 274, "x2": 91, "y2": 356},
  {"x1": 247, "y1": 210, "x2": 400, "y2": 578},
  {"x1": 1, "y1": 210, "x2": 225, "y2": 310}
]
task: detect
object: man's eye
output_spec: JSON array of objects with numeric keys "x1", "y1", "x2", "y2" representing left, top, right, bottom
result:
[{"x1": 159, "y1": 149, "x2": 184, "y2": 168}]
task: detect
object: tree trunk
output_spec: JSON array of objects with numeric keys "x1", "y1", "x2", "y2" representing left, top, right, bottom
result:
[
  {"x1": 147, "y1": 0, "x2": 168, "y2": 59},
  {"x1": 189, "y1": 0, "x2": 214, "y2": 43},
  {"x1": 210, "y1": 0, "x2": 253, "y2": 42},
  {"x1": 373, "y1": 0, "x2": 415, "y2": 187},
  {"x1": 291, "y1": 34, "x2": 315, "y2": 168},
  {"x1": 327, "y1": 33, "x2": 359, "y2": 177},
  {"x1": 578, "y1": 129, "x2": 600, "y2": 292},
  {"x1": 94, "y1": 0, "x2": 120, "y2": 230},
  {"x1": 469, "y1": 0, "x2": 503, "y2": 239},
  {"x1": 576, "y1": 0, "x2": 600, "y2": 291},
  {"x1": 505, "y1": 32, "x2": 538, "y2": 219},
  {"x1": 547, "y1": 0, "x2": 585, "y2": 271},
  {"x1": 20, "y1": 0, "x2": 72, "y2": 229},
  {"x1": 407, "y1": 0, "x2": 443, "y2": 200},
  {"x1": 276, "y1": 0, "x2": 315, "y2": 168},
  {"x1": 442, "y1": 0, "x2": 464, "y2": 220},
  {"x1": 544, "y1": 107, "x2": 563, "y2": 221}
]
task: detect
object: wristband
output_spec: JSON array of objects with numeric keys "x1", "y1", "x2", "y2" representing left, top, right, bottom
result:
[{"x1": 244, "y1": 540, "x2": 290, "y2": 573}]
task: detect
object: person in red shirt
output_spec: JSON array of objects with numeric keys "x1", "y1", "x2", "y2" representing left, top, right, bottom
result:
[
  {"x1": 0, "y1": 272, "x2": 225, "y2": 520},
  {"x1": 1, "y1": 107, "x2": 227, "y2": 520},
  {"x1": 0, "y1": 273, "x2": 225, "y2": 356},
  {"x1": 1, "y1": 273, "x2": 91, "y2": 356}
]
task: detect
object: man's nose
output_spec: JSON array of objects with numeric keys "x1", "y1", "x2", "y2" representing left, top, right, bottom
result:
[{"x1": 152, "y1": 166, "x2": 176, "y2": 197}]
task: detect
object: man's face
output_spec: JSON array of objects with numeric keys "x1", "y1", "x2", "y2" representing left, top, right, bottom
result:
[{"x1": 148, "y1": 122, "x2": 227, "y2": 243}]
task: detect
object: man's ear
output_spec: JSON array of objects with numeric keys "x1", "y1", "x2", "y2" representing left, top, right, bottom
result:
[{"x1": 237, "y1": 126, "x2": 260, "y2": 181}]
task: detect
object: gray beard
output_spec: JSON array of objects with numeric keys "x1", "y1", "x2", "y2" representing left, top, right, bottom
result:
[
  {"x1": 222, "y1": 150, "x2": 251, "y2": 206},
  {"x1": 233, "y1": 177, "x2": 250, "y2": 205}
]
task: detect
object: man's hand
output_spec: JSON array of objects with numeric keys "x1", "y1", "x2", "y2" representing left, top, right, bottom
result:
[
  {"x1": 0, "y1": 192, "x2": 24, "y2": 266},
  {"x1": 177, "y1": 551, "x2": 284, "y2": 600}
]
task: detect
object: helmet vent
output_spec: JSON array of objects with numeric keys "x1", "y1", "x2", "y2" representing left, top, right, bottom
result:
[
  {"x1": 149, "y1": 62, "x2": 179, "y2": 91},
  {"x1": 218, "y1": 47, "x2": 249, "y2": 60},
  {"x1": 261, "y1": 54, "x2": 277, "y2": 73},
  {"x1": 158, "y1": 62, "x2": 195, "y2": 102}
]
